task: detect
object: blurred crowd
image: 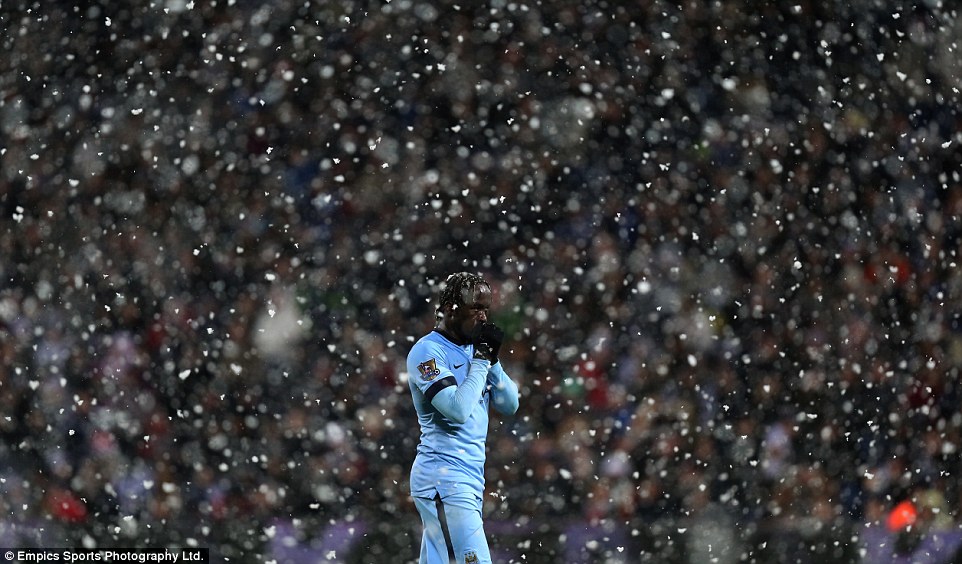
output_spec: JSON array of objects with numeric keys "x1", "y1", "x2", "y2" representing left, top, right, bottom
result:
[{"x1": 2, "y1": 1, "x2": 962, "y2": 562}]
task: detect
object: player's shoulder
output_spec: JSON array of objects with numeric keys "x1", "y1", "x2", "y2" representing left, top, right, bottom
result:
[
  {"x1": 408, "y1": 330, "x2": 448, "y2": 357},
  {"x1": 408, "y1": 332, "x2": 451, "y2": 387}
]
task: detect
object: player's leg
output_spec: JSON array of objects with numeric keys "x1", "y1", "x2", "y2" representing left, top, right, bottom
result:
[
  {"x1": 413, "y1": 494, "x2": 455, "y2": 563},
  {"x1": 441, "y1": 492, "x2": 491, "y2": 564}
]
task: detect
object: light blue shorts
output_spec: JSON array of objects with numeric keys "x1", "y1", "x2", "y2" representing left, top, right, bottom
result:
[{"x1": 412, "y1": 491, "x2": 491, "y2": 564}]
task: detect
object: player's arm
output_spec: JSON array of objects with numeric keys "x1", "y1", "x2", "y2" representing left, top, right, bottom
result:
[
  {"x1": 486, "y1": 362, "x2": 519, "y2": 415},
  {"x1": 428, "y1": 358, "x2": 491, "y2": 424},
  {"x1": 409, "y1": 341, "x2": 490, "y2": 425},
  {"x1": 472, "y1": 322, "x2": 518, "y2": 415}
]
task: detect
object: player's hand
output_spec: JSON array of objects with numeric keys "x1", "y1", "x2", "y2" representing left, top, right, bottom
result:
[{"x1": 471, "y1": 322, "x2": 503, "y2": 363}]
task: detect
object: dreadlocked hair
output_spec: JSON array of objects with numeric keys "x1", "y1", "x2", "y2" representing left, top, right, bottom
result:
[{"x1": 437, "y1": 272, "x2": 489, "y2": 318}]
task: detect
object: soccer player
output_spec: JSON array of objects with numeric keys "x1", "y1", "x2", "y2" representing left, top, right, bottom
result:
[{"x1": 406, "y1": 271, "x2": 520, "y2": 564}]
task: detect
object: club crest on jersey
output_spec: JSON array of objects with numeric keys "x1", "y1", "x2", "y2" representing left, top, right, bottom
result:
[
  {"x1": 417, "y1": 359, "x2": 441, "y2": 381},
  {"x1": 464, "y1": 550, "x2": 478, "y2": 563}
]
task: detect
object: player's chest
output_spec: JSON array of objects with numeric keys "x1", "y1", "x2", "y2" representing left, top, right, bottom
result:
[{"x1": 449, "y1": 346, "x2": 473, "y2": 383}]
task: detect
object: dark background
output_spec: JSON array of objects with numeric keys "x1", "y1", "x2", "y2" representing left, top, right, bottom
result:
[{"x1": 2, "y1": 1, "x2": 961, "y2": 562}]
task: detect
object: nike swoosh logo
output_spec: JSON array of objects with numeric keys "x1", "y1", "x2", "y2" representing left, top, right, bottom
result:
[{"x1": 453, "y1": 363, "x2": 465, "y2": 369}]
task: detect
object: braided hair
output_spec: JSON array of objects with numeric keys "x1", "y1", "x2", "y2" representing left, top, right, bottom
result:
[{"x1": 437, "y1": 272, "x2": 489, "y2": 319}]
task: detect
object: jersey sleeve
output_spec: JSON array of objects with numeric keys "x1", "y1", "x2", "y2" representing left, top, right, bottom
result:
[
  {"x1": 407, "y1": 340, "x2": 457, "y2": 402},
  {"x1": 487, "y1": 361, "x2": 520, "y2": 415},
  {"x1": 431, "y1": 359, "x2": 490, "y2": 424}
]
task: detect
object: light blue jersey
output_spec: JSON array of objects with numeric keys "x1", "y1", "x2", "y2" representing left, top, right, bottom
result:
[{"x1": 407, "y1": 329, "x2": 519, "y2": 500}]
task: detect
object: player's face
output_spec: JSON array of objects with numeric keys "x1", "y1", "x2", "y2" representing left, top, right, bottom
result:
[{"x1": 451, "y1": 284, "x2": 492, "y2": 340}]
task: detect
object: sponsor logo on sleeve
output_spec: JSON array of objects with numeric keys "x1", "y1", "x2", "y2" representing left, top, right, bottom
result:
[{"x1": 417, "y1": 358, "x2": 442, "y2": 381}]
